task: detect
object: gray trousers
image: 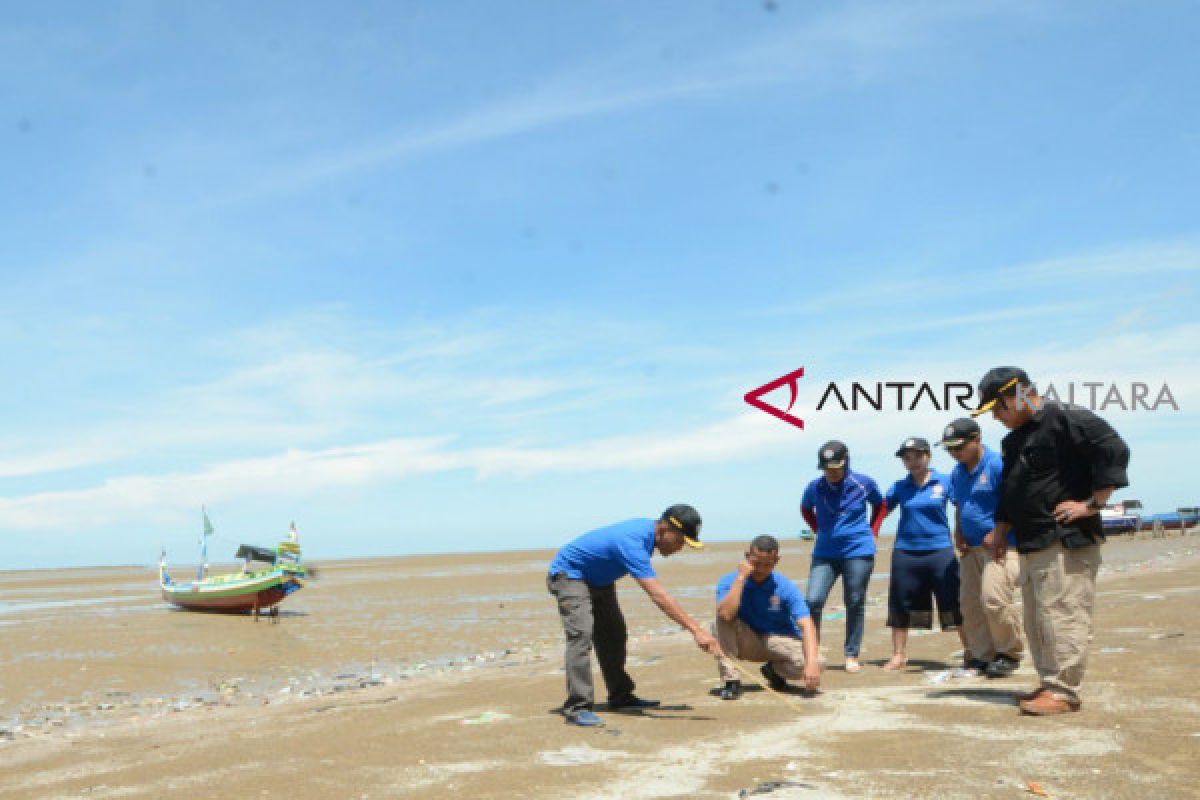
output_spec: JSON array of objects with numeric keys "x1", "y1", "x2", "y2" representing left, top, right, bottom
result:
[{"x1": 547, "y1": 572, "x2": 635, "y2": 712}]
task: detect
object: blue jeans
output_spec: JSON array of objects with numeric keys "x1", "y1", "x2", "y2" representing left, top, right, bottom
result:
[{"x1": 805, "y1": 556, "x2": 875, "y2": 658}]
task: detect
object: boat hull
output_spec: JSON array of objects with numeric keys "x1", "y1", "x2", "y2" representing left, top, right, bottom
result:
[
  {"x1": 1102, "y1": 516, "x2": 1140, "y2": 534},
  {"x1": 160, "y1": 570, "x2": 303, "y2": 614},
  {"x1": 162, "y1": 585, "x2": 293, "y2": 613},
  {"x1": 1138, "y1": 514, "x2": 1199, "y2": 531}
]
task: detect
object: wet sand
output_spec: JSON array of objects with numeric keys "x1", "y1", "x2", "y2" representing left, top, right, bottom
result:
[{"x1": 2, "y1": 532, "x2": 1198, "y2": 799}]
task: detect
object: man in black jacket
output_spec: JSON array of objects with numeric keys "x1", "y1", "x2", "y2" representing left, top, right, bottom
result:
[{"x1": 972, "y1": 367, "x2": 1130, "y2": 716}]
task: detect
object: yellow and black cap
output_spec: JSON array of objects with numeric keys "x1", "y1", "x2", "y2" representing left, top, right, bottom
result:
[
  {"x1": 972, "y1": 366, "x2": 1031, "y2": 417},
  {"x1": 817, "y1": 440, "x2": 848, "y2": 470},
  {"x1": 895, "y1": 436, "x2": 931, "y2": 457},
  {"x1": 938, "y1": 418, "x2": 981, "y2": 448},
  {"x1": 661, "y1": 504, "x2": 703, "y2": 549}
]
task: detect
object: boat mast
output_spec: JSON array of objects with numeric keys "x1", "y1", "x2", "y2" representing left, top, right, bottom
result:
[{"x1": 199, "y1": 506, "x2": 214, "y2": 581}]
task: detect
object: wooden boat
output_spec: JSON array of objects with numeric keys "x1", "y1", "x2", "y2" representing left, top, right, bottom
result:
[
  {"x1": 160, "y1": 511, "x2": 307, "y2": 617},
  {"x1": 1101, "y1": 499, "x2": 1142, "y2": 534},
  {"x1": 1138, "y1": 508, "x2": 1200, "y2": 532}
]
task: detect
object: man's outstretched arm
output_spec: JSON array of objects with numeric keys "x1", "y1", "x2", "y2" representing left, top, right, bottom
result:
[{"x1": 636, "y1": 576, "x2": 723, "y2": 656}]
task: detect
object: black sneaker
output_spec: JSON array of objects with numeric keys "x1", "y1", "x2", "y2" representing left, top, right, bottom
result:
[
  {"x1": 760, "y1": 662, "x2": 789, "y2": 691},
  {"x1": 985, "y1": 654, "x2": 1020, "y2": 678},
  {"x1": 719, "y1": 680, "x2": 742, "y2": 700},
  {"x1": 607, "y1": 693, "x2": 661, "y2": 711},
  {"x1": 963, "y1": 658, "x2": 989, "y2": 674}
]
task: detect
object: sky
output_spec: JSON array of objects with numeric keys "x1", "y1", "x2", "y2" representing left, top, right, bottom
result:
[{"x1": 1, "y1": 1, "x2": 1197, "y2": 568}]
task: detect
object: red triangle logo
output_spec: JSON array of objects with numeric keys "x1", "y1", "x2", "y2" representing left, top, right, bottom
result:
[{"x1": 744, "y1": 367, "x2": 805, "y2": 430}]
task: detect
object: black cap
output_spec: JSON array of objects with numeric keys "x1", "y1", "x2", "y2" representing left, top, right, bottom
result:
[
  {"x1": 894, "y1": 436, "x2": 931, "y2": 457},
  {"x1": 817, "y1": 440, "x2": 848, "y2": 469},
  {"x1": 938, "y1": 418, "x2": 981, "y2": 448},
  {"x1": 972, "y1": 366, "x2": 1032, "y2": 417},
  {"x1": 661, "y1": 504, "x2": 703, "y2": 549}
]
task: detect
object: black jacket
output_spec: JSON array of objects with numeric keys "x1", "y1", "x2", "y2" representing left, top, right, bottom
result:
[{"x1": 996, "y1": 402, "x2": 1130, "y2": 553}]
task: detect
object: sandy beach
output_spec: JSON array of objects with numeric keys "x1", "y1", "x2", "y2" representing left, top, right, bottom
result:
[
  {"x1": 2, "y1": 532, "x2": 1198, "y2": 799},
  {"x1": 6, "y1": 4, "x2": 1196, "y2": 799}
]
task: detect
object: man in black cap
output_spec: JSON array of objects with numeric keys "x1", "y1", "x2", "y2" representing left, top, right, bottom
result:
[
  {"x1": 547, "y1": 504, "x2": 722, "y2": 727},
  {"x1": 972, "y1": 367, "x2": 1130, "y2": 715},
  {"x1": 941, "y1": 417, "x2": 1024, "y2": 678}
]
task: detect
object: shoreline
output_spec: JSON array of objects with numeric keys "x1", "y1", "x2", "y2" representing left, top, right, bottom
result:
[
  {"x1": 4, "y1": 524, "x2": 1193, "y2": 577},
  {"x1": 2, "y1": 530, "x2": 1197, "y2": 744},
  {"x1": 1, "y1": 530, "x2": 1197, "y2": 798}
]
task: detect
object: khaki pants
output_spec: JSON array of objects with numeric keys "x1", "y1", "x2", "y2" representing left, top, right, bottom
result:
[
  {"x1": 959, "y1": 546, "x2": 1024, "y2": 663},
  {"x1": 714, "y1": 617, "x2": 805, "y2": 682},
  {"x1": 1019, "y1": 541, "x2": 1101, "y2": 704}
]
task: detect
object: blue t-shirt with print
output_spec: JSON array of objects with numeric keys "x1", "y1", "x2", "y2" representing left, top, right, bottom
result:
[
  {"x1": 801, "y1": 470, "x2": 883, "y2": 559},
  {"x1": 548, "y1": 518, "x2": 657, "y2": 586},
  {"x1": 716, "y1": 570, "x2": 810, "y2": 636},
  {"x1": 949, "y1": 446, "x2": 1015, "y2": 547},
  {"x1": 885, "y1": 470, "x2": 954, "y2": 551}
]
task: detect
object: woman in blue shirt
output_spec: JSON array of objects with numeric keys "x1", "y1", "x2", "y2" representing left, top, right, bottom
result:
[
  {"x1": 800, "y1": 440, "x2": 885, "y2": 674},
  {"x1": 880, "y1": 437, "x2": 964, "y2": 670}
]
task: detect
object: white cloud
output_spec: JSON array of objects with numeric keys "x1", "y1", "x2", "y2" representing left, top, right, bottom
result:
[
  {"x1": 0, "y1": 413, "x2": 792, "y2": 532},
  {"x1": 1, "y1": 309, "x2": 1192, "y2": 534},
  {"x1": 3, "y1": 235, "x2": 1193, "y2": 535},
  {"x1": 0, "y1": 310, "x2": 626, "y2": 482},
  {"x1": 0, "y1": 447, "x2": 121, "y2": 480},
  {"x1": 466, "y1": 413, "x2": 787, "y2": 477},
  {"x1": 765, "y1": 240, "x2": 1200, "y2": 319},
  {"x1": 220, "y1": 1, "x2": 1026, "y2": 202}
]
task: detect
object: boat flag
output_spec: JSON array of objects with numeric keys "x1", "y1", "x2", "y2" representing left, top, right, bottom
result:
[{"x1": 199, "y1": 507, "x2": 213, "y2": 581}]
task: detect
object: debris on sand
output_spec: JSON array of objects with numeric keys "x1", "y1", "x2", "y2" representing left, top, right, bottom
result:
[
  {"x1": 462, "y1": 711, "x2": 511, "y2": 725},
  {"x1": 739, "y1": 779, "x2": 818, "y2": 796},
  {"x1": 924, "y1": 668, "x2": 983, "y2": 685}
]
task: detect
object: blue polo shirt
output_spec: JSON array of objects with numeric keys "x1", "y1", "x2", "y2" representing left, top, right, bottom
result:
[
  {"x1": 716, "y1": 570, "x2": 810, "y2": 637},
  {"x1": 885, "y1": 471, "x2": 953, "y2": 551},
  {"x1": 949, "y1": 446, "x2": 1015, "y2": 547},
  {"x1": 801, "y1": 470, "x2": 883, "y2": 559},
  {"x1": 548, "y1": 518, "x2": 657, "y2": 586}
]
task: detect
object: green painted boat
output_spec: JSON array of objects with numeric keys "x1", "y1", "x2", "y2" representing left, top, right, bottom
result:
[{"x1": 160, "y1": 512, "x2": 307, "y2": 615}]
